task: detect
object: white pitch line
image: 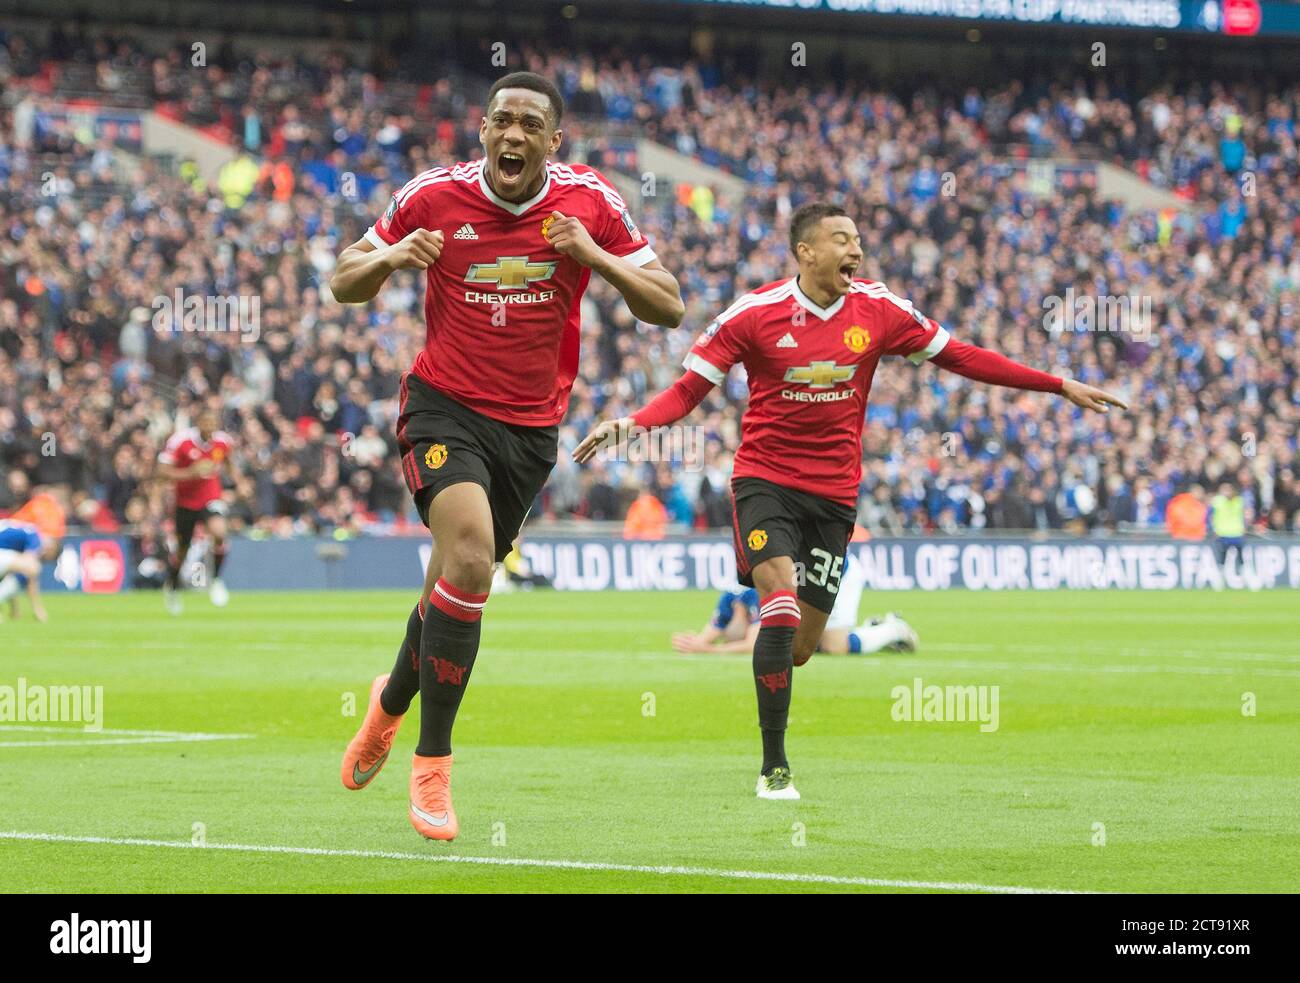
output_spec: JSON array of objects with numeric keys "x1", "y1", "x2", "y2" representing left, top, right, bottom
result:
[
  {"x1": 0, "y1": 738, "x2": 251, "y2": 748},
  {"x1": 853, "y1": 657, "x2": 1300, "y2": 679},
  {"x1": 0, "y1": 831, "x2": 1089, "y2": 894},
  {"x1": 0, "y1": 726, "x2": 249, "y2": 736},
  {"x1": 922, "y1": 642, "x2": 1300, "y2": 664},
  {"x1": 1, "y1": 638, "x2": 393, "y2": 651},
  {"x1": 0, "y1": 726, "x2": 254, "y2": 749}
]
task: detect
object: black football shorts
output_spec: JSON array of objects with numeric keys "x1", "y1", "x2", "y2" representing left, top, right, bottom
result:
[
  {"x1": 396, "y1": 373, "x2": 557, "y2": 562},
  {"x1": 731, "y1": 476, "x2": 856, "y2": 614},
  {"x1": 175, "y1": 500, "x2": 228, "y2": 544}
]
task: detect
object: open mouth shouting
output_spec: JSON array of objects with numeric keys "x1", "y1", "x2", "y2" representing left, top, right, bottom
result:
[
  {"x1": 497, "y1": 151, "x2": 528, "y2": 184},
  {"x1": 837, "y1": 260, "x2": 858, "y2": 289}
]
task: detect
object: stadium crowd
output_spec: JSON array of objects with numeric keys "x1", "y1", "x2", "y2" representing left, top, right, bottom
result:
[{"x1": 1, "y1": 29, "x2": 1298, "y2": 540}]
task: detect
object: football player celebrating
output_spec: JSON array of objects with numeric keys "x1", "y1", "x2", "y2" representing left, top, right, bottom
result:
[
  {"x1": 156, "y1": 407, "x2": 236, "y2": 614},
  {"x1": 331, "y1": 72, "x2": 682, "y2": 841},
  {"x1": 575, "y1": 202, "x2": 1124, "y2": 800}
]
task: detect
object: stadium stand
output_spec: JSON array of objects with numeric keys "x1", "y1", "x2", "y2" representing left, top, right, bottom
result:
[{"x1": 1, "y1": 27, "x2": 1297, "y2": 540}]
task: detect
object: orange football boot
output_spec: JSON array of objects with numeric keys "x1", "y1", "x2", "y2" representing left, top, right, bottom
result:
[
  {"x1": 340, "y1": 674, "x2": 403, "y2": 790},
  {"x1": 409, "y1": 753, "x2": 458, "y2": 840}
]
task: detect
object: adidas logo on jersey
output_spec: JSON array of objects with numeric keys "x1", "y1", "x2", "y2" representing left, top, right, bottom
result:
[
  {"x1": 453, "y1": 224, "x2": 478, "y2": 240},
  {"x1": 776, "y1": 333, "x2": 798, "y2": 349}
]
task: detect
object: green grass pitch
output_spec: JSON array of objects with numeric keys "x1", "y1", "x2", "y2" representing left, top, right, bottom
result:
[{"x1": 2, "y1": 588, "x2": 1297, "y2": 893}]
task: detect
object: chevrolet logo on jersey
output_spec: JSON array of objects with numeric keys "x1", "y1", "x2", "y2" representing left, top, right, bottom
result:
[
  {"x1": 465, "y1": 256, "x2": 557, "y2": 291},
  {"x1": 783, "y1": 361, "x2": 858, "y2": 389}
]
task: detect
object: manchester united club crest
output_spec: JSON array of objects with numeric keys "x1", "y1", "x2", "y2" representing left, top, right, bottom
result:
[
  {"x1": 843, "y1": 324, "x2": 870, "y2": 354},
  {"x1": 747, "y1": 529, "x2": 768, "y2": 551},
  {"x1": 757, "y1": 668, "x2": 789, "y2": 694},
  {"x1": 541, "y1": 214, "x2": 556, "y2": 241},
  {"x1": 429, "y1": 655, "x2": 467, "y2": 685},
  {"x1": 425, "y1": 444, "x2": 448, "y2": 470}
]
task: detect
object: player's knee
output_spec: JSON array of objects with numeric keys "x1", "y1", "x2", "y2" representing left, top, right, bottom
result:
[
  {"x1": 792, "y1": 639, "x2": 816, "y2": 667},
  {"x1": 752, "y1": 562, "x2": 792, "y2": 596},
  {"x1": 441, "y1": 535, "x2": 494, "y2": 593}
]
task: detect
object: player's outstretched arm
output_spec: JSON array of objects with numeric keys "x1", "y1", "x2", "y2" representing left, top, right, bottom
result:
[
  {"x1": 930, "y1": 340, "x2": 1127, "y2": 414},
  {"x1": 572, "y1": 370, "x2": 715, "y2": 464},
  {"x1": 714, "y1": 630, "x2": 761, "y2": 653},
  {"x1": 702, "y1": 622, "x2": 761, "y2": 654},
  {"x1": 672, "y1": 624, "x2": 720, "y2": 652},
  {"x1": 329, "y1": 229, "x2": 444, "y2": 304},
  {"x1": 701, "y1": 622, "x2": 761, "y2": 654},
  {"x1": 545, "y1": 211, "x2": 684, "y2": 327}
]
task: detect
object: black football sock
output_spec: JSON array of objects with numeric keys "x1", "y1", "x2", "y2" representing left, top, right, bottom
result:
[
  {"x1": 754, "y1": 590, "x2": 800, "y2": 775},
  {"x1": 211, "y1": 542, "x2": 228, "y2": 578},
  {"x1": 380, "y1": 601, "x2": 424, "y2": 716},
  {"x1": 165, "y1": 543, "x2": 187, "y2": 590},
  {"x1": 416, "y1": 578, "x2": 488, "y2": 757}
]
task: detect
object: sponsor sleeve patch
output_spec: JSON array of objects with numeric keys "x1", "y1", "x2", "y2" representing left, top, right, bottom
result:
[{"x1": 619, "y1": 207, "x2": 643, "y2": 243}]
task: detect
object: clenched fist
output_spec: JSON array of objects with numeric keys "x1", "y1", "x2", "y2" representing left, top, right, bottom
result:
[
  {"x1": 386, "y1": 228, "x2": 444, "y2": 271},
  {"x1": 544, "y1": 211, "x2": 603, "y2": 267}
]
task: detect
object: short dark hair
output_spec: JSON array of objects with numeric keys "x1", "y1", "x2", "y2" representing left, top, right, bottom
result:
[
  {"x1": 789, "y1": 202, "x2": 849, "y2": 253},
  {"x1": 486, "y1": 72, "x2": 564, "y2": 127}
]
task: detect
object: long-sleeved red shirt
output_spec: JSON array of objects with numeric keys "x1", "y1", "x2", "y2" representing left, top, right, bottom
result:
[{"x1": 631, "y1": 339, "x2": 1062, "y2": 429}]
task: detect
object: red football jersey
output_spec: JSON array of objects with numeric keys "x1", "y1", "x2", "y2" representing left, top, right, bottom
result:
[
  {"x1": 366, "y1": 159, "x2": 657, "y2": 426},
  {"x1": 685, "y1": 277, "x2": 950, "y2": 506},
  {"x1": 158, "y1": 429, "x2": 232, "y2": 510}
]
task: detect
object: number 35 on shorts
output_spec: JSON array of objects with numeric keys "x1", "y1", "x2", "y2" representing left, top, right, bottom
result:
[{"x1": 800, "y1": 547, "x2": 843, "y2": 594}]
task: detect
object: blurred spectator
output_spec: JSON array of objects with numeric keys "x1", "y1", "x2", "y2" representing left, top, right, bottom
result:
[
  {"x1": 1166, "y1": 486, "x2": 1209, "y2": 541},
  {"x1": 623, "y1": 489, "x2": 668, "y2": 540}
]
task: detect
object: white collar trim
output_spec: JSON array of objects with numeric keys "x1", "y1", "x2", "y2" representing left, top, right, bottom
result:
[
  {"x1": 478, "y1": 163, "x2": 551, "y2": 216},
  {"x1": 791, "y1": 277, "x2": 845, "y2": 321}
]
